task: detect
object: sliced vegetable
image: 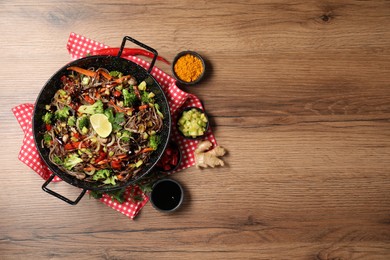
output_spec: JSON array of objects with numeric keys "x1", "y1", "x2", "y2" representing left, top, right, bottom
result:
[
  {"x1": 94, "y1": 150, "x2": 107, "y2": 164},
  {"x1": 110, "y1": 159, "x2": 121, "y2": 170},
  {"x1": 83, "y1": 94, "x2": 95, "y2": 105},
  {"x1": 108, "y1": 100, "x2": 127, "y2": 113},
  {"x1": 64, "y1": 141, "x2": 88, "y2": 150},
  {"x1": 139, "y1": 147, "x2": 154, "y2": 153},
  {"x1": 138, "y1": 81, "x2": 147, "y2": 91},
  {"x1": 138, "y1": 104, "x2": 149, "y2": 111},
  {"x1": 96, "y1": 69, "x2": 112, "y2": 80},
  {"x1": 135, "y1": 160, "x2": 143, "y2": 168},
  {"x1": 113, "y1": 90, "x2": 121, "y2": 97}
]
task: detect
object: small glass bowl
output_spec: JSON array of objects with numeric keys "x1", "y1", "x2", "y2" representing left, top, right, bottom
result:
[
  {"x1": 172, "y1": 51, "x2": 206, "y2": 85},
  {"x1": 155, "y1": 141, "x2": 182, "y2": 173},
  {"x1": 177, "y1": 107, "x2": 209, "y2": 140}
]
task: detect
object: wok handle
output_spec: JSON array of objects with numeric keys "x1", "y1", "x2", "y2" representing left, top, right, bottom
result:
[
  {"x1": 42, "y1": 174, "x2": 87, "y2": 205},
  {"x1": 118, "y1": 36, "x2": 158, "y2": 74}
]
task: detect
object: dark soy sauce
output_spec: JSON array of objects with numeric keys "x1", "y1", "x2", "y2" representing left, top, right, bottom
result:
[{"x1": 151, "y1": 180, "x2": 183, "y2": 211}]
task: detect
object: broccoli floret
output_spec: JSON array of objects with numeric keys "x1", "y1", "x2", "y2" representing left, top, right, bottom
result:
[
  {"x1": 140, "y1": 90, "x2": 155, "y2": 104},
  {"x1": 67, "y1": 116, "x2": 76, "y2": 127},
  {"x1": 92, "y1": 169, "x2": 118, "y2": 185},
  {"x1": 77, "y1": 115, "x2": 89, "y2": 133},
  {"x1": 109, "y1": 71, "x2": 123, "y2": 78},
  {"x1": 43, "y1": 133, "x2": 52, "y2": 146},
  {"x1": 121, "y1": 130, "x2": 132, "y2": 142},
  {"x1": 123, "y1": 88, "x2": 137, "y2": 107},
  {"x1": 57, "y1": 89, "x2": 67, "y2": 97},
  {"x1": 141, "y1": 91, "x2": 151, "y2": 104},
  {"x1": 103, "y1": 176, "x2": 118, "y2": 185},
  {"x1": 55, "y1": 106, "x2": 70, "y2": 121},
  {"x1": 149, "y1": 135, "x2": 161, "y2": 150},
  {"x1": 53, "y1": 155, "x2": 63, "y2": 165},
  {"x1": 42, "y1": 112, "x2": 53, "y2": 124},
  {"x1": 78, "y1": 100, "x2": 104, "y2": 114},
  {"x1": 63, "y1": 153, "x2": 83, "y2": 170},
  {"x1": 92, "y1": 169, "x2": 111, "y2": 181}
]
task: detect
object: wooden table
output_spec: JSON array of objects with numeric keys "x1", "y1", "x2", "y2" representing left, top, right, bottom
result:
[{"x1": 1, "y1": 1, "x2": 389, "y2": 259}]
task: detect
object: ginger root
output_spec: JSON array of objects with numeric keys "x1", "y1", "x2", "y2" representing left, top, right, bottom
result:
[{"x1": 194, "y1": 140, "x2": 226, "y2": 169}]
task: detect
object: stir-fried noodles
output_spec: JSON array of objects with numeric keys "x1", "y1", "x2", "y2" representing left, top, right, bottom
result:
[{"x1": 41, "y1": 66, "x2": 164, "y2": 186}]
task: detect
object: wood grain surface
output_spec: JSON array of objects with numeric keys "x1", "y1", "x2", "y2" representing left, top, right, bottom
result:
[{"x1": 1, "y1": 0, "x2": 389, "y2": 259}]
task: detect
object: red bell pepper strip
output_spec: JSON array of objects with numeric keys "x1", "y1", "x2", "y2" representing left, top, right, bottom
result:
[
  {"x1": 113, "y1": 90, "x2": 121, "y2": 98},
  {"x1": 68, "y1": 102, "x2": 79, "y2": 111},
  {"x1": 83, "y1": 94, "x2": 95, "y2": 104},
  {"x1": 72, "y1": 132, "x2": 81, "y2": 140},
  {"x1": 94, "y1": 150, "x2": 107, "y2": 163},
  {"x1": 89, "y1": 48, "x2": 170, "y2": 65},
  {"x1": 110, "y1": 159, "x2": 121, "y2": 170},
  {"x1": 64, "y1": 141, "x2": 88, "y2": 150}
]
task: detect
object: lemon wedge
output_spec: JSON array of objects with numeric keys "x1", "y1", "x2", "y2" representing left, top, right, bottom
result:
[{"x1": 90, "y1": 114, "x2": 112, "y2": 138}]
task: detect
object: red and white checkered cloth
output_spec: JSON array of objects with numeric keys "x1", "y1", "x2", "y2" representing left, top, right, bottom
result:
[{"x1": 12, "y1": 32, "x2": 216, "y2": 219}]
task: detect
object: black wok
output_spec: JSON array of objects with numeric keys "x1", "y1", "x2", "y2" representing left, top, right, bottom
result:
[{"x1": 32, "y1": 36, "x2": 171, "y2": 205}]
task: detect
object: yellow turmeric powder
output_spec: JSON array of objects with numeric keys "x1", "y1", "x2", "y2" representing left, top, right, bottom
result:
[{"x1": 174, "y1": 54, "x2": 204, "y2": 83}]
